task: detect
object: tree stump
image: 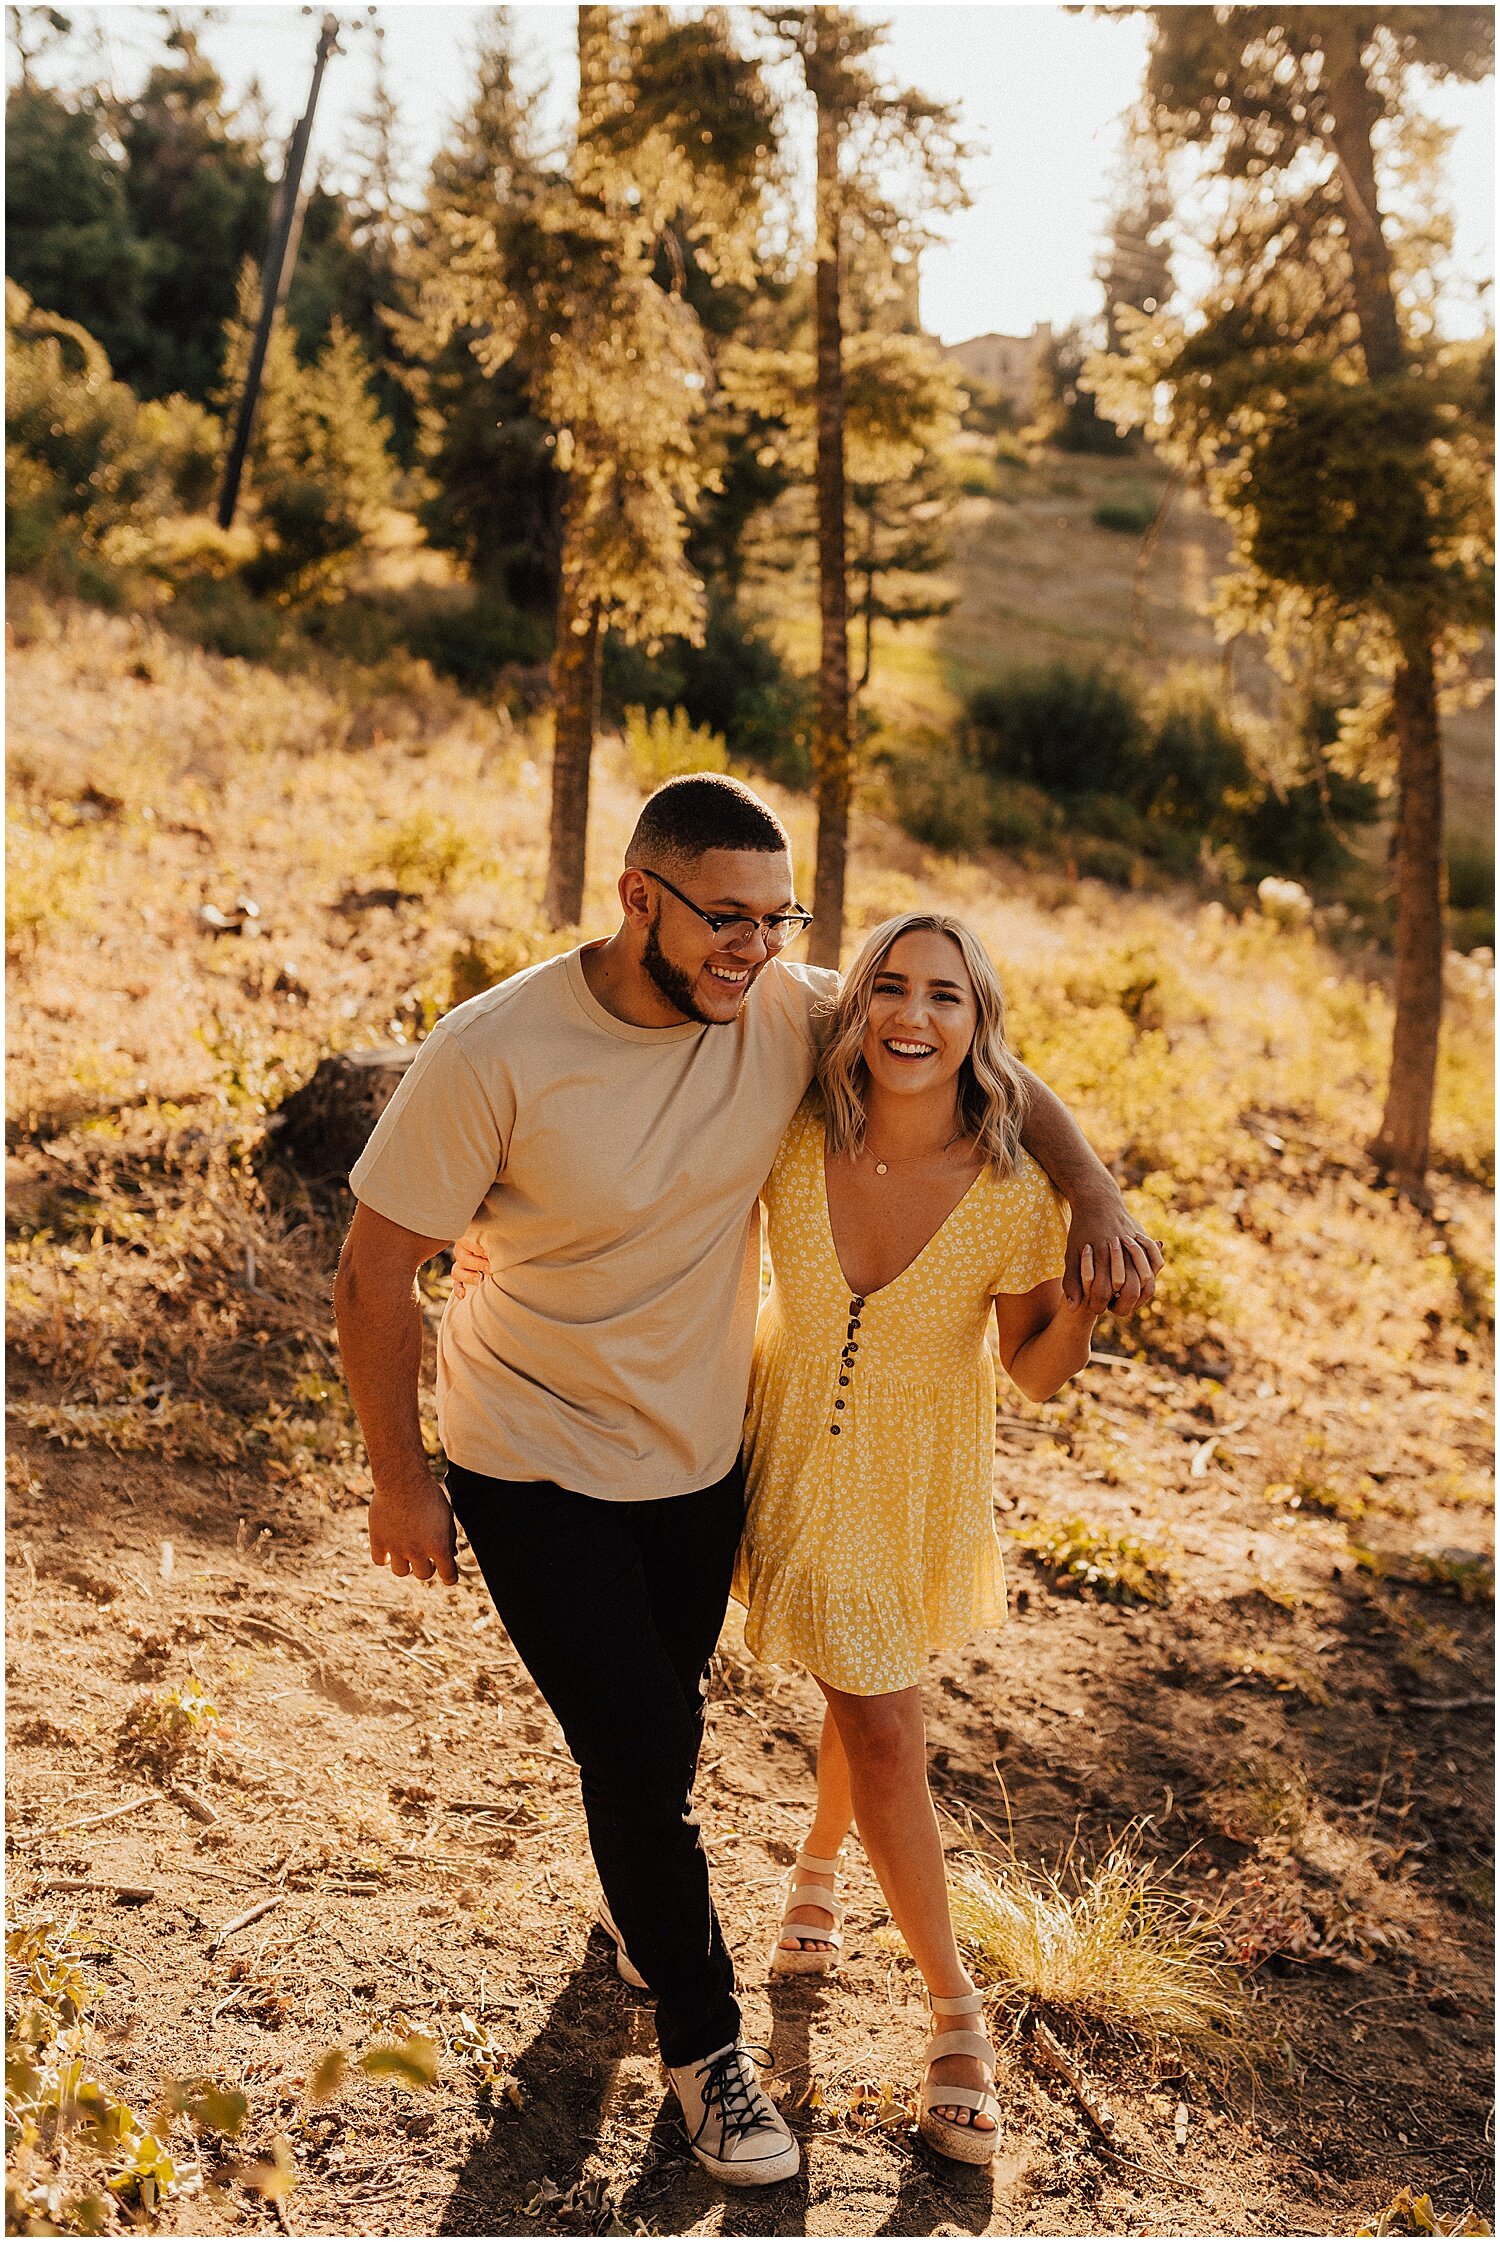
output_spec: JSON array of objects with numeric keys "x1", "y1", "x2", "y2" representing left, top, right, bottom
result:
[{"x1": 269, "y1": 1046, "x2": 416, "y2": 1185}]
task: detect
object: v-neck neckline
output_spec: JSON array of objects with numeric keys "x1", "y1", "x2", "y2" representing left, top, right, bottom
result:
[{"x1": 818, "y1": 1118, "x2": 986, "y2": 1301}]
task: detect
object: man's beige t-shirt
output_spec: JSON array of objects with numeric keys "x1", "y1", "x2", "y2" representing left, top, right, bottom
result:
[{"x1": 349, "y1": 947, "x2": 838, "y2": 1500}]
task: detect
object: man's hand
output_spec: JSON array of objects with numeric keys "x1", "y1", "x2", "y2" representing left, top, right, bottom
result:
[
  {"x1": 1064, "y1": 1191, "x2": 1164, "y2": 1317},
  {"x1": 334, "y1": 1203, "x2": 460, "y2": 1587},
  {"x1": 368, "y1": 1464, "x2": 459, "y2": 1586}
]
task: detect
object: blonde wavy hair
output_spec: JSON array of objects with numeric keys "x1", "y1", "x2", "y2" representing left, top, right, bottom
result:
[{"x1": 817, "y1": 913, "x2": 1030, "y2": 1173}]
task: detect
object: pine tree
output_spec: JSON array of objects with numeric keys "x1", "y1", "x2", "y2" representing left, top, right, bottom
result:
[
  {"x1": 1097, "y1": 6, "x2": 1494, "y2": 1189},
  {"x1": 4, "y1": 79, "x2": 151, "y2": 377},
  {"x1": 220, "y1": 268, "x2": 397, "y2": 598},
  {"x1": 722, "y1": 323, "x2": 964, "y2": 698},
  {"x1": 434, "y1": 4, "x2": 776, "y2": 927},
  {"x1": 115, "y1": 23, "x2": 275, "y2": 401},
  {"x1": 337, "y1": 20, "x2": 418, "y2": 457},
  {"x1": 753, "y1": 9, "x2": 968, "y2": 966},
  {"x1": 389, "y1": 11, "x2": 560, "y2": 608},
  {"x1": 1097, "y1": 149, "x2": 1174, "y2": 353}
]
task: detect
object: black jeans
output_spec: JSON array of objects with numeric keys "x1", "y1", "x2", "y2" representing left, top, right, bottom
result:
[{"x1": 445, "y1": 1458, "x2": 744, "y2": 2069}]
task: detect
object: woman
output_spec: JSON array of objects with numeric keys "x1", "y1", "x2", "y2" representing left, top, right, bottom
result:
[{"x1": 454, "y1": 912, "x2": 1112, "y2": 2164}]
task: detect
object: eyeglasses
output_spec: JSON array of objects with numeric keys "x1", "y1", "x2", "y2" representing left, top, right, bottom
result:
[{"x1": 639, "y1": 868, "x2": 814, "y2": 953}]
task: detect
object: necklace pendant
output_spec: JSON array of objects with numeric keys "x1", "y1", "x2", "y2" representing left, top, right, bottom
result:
[{"x1": 874, "y1": 1161, "x2": 888, "y2": 1175}]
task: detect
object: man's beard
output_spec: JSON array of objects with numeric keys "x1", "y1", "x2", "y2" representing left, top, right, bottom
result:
[{"x1": 641, "y1": 910, "x2": 751, "y2": 1026}]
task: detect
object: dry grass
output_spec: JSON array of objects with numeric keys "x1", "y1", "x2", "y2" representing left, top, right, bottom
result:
[
  {"x1": 3, "y1": 592, "x2": 1494, "y2": 2236},
  {"x1": 950, "y1": 1829, "x2": 1249, "y2": 2059},
  {"x1": 6, "y1": 592, "x2": 1490, "y2": 1569}
]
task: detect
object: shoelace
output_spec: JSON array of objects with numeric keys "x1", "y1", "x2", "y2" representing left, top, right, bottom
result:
[{"x1": 689, "y1": 2044, "x2": 779, "y2": 2152}]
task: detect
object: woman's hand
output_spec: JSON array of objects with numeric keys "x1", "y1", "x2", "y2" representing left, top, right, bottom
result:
[{"x1": 450, "y1": 1234, "x2": 493, "y2": 1301}]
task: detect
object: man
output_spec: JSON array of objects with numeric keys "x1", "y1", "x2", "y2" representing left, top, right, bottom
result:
[{"x1": 334, "y1": 775, "x2": 1160, "y2": 2187}]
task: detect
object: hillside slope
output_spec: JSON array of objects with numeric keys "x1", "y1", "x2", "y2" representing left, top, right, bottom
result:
[
  {"x1": 6, "y1": 597, "x2": 1494, "y2": 2240},
  {"x1": 756, "y1": 447, "x2": 1495, "y2": 837}
]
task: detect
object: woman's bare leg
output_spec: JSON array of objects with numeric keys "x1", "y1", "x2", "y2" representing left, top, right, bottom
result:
[
  {"x1": 817, "y1": 1677, "x2": 992, "y2": 2129},
  {"x1": 782, "y1": 1706, "x2": 853, "y2": 1953}
]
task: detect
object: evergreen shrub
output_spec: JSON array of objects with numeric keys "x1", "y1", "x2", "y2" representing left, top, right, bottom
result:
[
  {"x1": 1092, "y1": 490, "x2": 1158, "y2": 533},
  {"x1": 967, "y1": 661, "x2": 1146, "y2": 799}
]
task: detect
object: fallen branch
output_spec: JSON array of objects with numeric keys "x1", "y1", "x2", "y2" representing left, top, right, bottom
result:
[
  {"x1": 42, "y1": 1879, "x2": 154, "y2": 1902},
  {"x1": 1406, "y1": 1694, "x2": 1494, "y2": 1711},
  {"x1": 212, "y1": 1894, "x2": 285, "y2": 1948},
  {"x1": 1025, "y1": 2021, "x2": 1179, "y2": 2186},
  {"x1": 46, "y1": 1793, "x2": 160, "y2": 1835},
  {"x1": 1027, "y1": 2019, "x2": 1117, "y2": 2141},
  {"x1": 170, "y1": 1783, "x2": 218, "y2": 1826}
]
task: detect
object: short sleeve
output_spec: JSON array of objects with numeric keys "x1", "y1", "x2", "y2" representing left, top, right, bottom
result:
[
  {"x1": 767, "y1": 960, "x2": 841, "y2": 1057},
  {"x1": 349, "y1": 1028, "x2": 512, "y2": 1242},
  {"x1": 988, "y1": 1149, "x2": 1068, "y2": 1297},
  {"x1": 760, "y1": 1093, "x2": 819, "y2": 1216}
]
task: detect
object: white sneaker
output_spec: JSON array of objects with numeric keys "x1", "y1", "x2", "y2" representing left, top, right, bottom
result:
[
  {"x1": 666, "y1": 2041, "x2": 800, "y2": 2187},
  {"x1": 597, "y1": 1898, "x2": 649, "y2": 1991}
]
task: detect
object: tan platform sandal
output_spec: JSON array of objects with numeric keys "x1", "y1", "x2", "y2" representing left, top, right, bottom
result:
[
  {"x1": 917, "y1": 1989, "x2": 1000, "y2": 2165},
  {"x1": 769, "y1": 1848, "x2": 844, "y2": 1977}
]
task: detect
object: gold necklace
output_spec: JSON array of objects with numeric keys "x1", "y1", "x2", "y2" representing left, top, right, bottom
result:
[{"x1": 863, "y1": 1130, "x2": 964, "y2": 1178}]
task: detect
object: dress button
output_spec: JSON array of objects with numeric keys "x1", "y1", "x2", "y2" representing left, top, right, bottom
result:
[
  {"x1": 838, "y1": 1375, "x2": 849, "y2": 1387},
  {"x1": 830, "y1": 1424, "x2": 840, "y2": 1435},
  {"x1": 834, "y1": 1398, "x2": 845, "y2": 1409}
]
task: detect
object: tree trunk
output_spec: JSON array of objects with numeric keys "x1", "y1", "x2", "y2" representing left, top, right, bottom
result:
[
  {"x1": 809, "y1": 70, "x2": 851, "y2": 971},
  {"x1": 1321, "y1": 15, "x2": 1405, "y2": 382},
  {"x1": 1321, "y1": 14, "x2": 1443, "y2": 1187},
  {"x1": 1370, "y1": 637, "x2": 1445, "y2": 1190},
  {"x1": 544, "y1": 501, "x2": 601, "y2": 930}
]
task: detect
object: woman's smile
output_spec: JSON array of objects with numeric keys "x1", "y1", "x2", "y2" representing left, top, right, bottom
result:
[{"x1": 861, "y1": 929, "x2": 979, "y2": 1095}]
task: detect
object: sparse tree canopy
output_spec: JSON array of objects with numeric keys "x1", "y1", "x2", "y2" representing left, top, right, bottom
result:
[
  {"x1": 219, "y1": 268, "x2": 398, "y2": 598},
  {"x1": 753, "y1": 5, "x2": 969, "y2": 965},
  {"x1": 1095, "y1": 5, "x2": 1495, "y2": 1189},
  {"x1": 429, "y1": 4, "x2": 778, "y2": 928}
]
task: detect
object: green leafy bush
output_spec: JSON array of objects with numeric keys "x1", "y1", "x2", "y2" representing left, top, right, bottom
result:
[
  {"x1": 1137, "y1": 670, "x2": 1253, "y2": 830},
  {"x1": 1093, "y1": 489, "x2": 1158, "y2": 534},
  {"x1": 172, "y1": 575, "x2": 286, "y2": 661},
  {"x1": 957, "y1": 454, "x2": 1001, "y2": 497},
  {"x1": 1447, "y1": 841, "x2": 1494, "y2": 953},
  {"x1": 967, "y1": 661, "x2": 1146, "y2": 800},
  {"x1": 377, "y1": 811, "x2": 476, "y2": 895},
  {"x1": 987, "y1": 779, "x2": 1060, "y2": 852},
  {"x1": 881, "y1": 735, "x2": 993, "y2": 854},
  {"x1": 446, "y1": 928, "x2": 573, "y2": 1012},
  {"x1": 395, "y1": 583, "x2": 550, "y2": 689},
  {"x1": 1072, "y1": 835, "x2": 1139, "y2": 887},
  {"x1": 5, "y1": 282, "x2": 220, "y2": 566},
  {"x1": 608, "y1": 600, "x2": 815, "y2": 787},
  {"x1": 1236, "y1": 766, "x2": 1381, "y2": 880},
  {"x1": 622, "y1": 705, "x2": 728, "y2": 790},
  {"x1": 1011, "y1": 1511, "x2": 1175, "y2": 1604}
]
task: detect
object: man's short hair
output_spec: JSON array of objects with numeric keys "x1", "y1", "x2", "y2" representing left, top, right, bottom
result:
[{"x1": 625, "y1": 774, "x2": 789, "y2": 871}]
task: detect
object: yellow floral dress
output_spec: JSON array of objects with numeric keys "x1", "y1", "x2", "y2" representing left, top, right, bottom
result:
[{"x1": 733, "y1": 1099, "x2": 1067, "y2": 1696}]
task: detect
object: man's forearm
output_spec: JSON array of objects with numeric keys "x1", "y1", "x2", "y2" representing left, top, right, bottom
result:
[
  {"x1": 334, "y1": 1257, "x2": 429, "y2": 1481},
  {"x1": 1016, "y1": 1067, "x2": 1119, "y2": 1207}
]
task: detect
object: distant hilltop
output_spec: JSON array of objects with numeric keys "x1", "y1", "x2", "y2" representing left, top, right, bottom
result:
[{"x1": 943, "y1": 324, "x2": 1053, "y2": 415}]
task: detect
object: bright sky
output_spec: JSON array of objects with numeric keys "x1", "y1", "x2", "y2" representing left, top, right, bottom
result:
[{"x1": 16, "y1": 2, "x2": 1496, "y2": 343}]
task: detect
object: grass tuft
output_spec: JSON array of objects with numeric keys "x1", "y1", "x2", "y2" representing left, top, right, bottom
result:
[{"x1": 950, "y1": 1830, "x2": 1248, "y2": 2057}]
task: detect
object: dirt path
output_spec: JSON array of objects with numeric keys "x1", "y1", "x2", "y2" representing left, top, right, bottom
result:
[
  {"x1": 7, "y1": 1363, "x2": 1492, "y2": 2237},
  {"x1": 6, "y1": 600, "x2": 1493, "y2": 2236}
]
